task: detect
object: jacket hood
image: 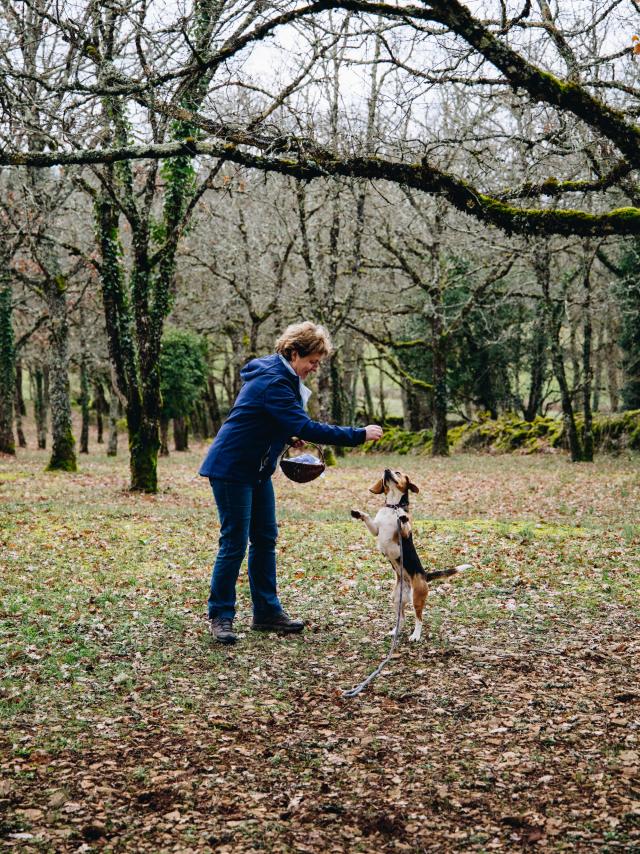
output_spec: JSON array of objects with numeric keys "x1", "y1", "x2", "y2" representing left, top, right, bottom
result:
[{"x1": 240, "y1": 353, "x2": 289, "y2": 383}]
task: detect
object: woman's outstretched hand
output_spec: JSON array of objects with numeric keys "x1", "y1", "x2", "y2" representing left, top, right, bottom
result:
[{"x1": 365, "y1": 425, "x2": 383, "y2": 442}]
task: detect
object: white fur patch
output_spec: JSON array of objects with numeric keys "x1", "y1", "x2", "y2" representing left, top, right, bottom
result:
[{"x1": 455, "y1": 564, "x2": 473, "y2": 572}]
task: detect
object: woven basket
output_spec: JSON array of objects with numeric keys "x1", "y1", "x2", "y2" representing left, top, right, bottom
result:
[{"x1": 279, "y1": 443, "x2": 326, "y2": 483}]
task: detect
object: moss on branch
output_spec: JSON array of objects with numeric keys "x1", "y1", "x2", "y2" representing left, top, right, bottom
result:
[{"x1": 3, "y1": 140, "x2": 640, "y2": 238}]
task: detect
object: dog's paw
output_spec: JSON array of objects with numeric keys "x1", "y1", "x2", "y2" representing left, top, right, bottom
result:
[
  {"x1": 350, "y1": 509, "x2": 362, "y2": 520},
  {"x1": 409, "y1": 621, "x2": 422, "y2": 642}
]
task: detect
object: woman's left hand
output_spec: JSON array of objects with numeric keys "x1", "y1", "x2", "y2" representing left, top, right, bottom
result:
[{"x1": 290, "y1": 437, "x2": 306, "y2": 450}]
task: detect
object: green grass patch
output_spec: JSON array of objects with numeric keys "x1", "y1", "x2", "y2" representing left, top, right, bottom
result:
[{"x1": 1, "y1": 442, "x2": 639, "y2": 852}]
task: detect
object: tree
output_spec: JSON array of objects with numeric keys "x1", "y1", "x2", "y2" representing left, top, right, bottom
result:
[
  {"x1": 532, "y1": 242, "x2": 585, "y2": 462},
  {"x1": 159, "y1": 327, "x2": 207, "y2": 454},
  {"x1": 3, "y1": 0, "x2": 640, "y2": 475},
  {"x1": 0, "y1": 276, "x2": 15, "y2": 454},
  {"x1": 2, "y1": 2, "x2": 640, "y2": 240},
  {"x1": 375, "y1": 195, "x2": 513, "y2": 455},
  {"x1": 617, "y1": 241, "x2": 640, "y2": 409}
]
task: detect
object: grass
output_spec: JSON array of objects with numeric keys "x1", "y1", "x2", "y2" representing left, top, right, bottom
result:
[{"x1": 1, "y1": 434, "x2": 640, "y2": 852}]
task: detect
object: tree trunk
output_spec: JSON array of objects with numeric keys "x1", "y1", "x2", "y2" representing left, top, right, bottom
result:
[
  {"x1": 46, "y1": 276, "x2": 77, "y2": 472},
  {"x1": 377, "y1": 354, "x2": 387, "y2": 424},
  {"x1": 0, "y1": 279, "x2": 15, "y2": 455},
  {"x1": 537, "y1": 249, "x2": 583, "y2": 462},
  {"x1": 569, "y1": 311, "x2": 582, "y2": 411},
  {"x1": 431, "y1": 325, "x2": 449, "y2": 457},
  {"x1": 347, "y1": 359, "x2": 359, "y2": 425},
  {"x1": 14, "y1": 361, "x2": 27, "y2": 448},
  {"x1": 95, "y1": 8, "x2": 230, "y2": 491},
  {"x1": 159, "y1": 416, "x2": 170, "y2": 456},
  {"x1": 605, "y1": 309, "x2": 620, "y2": 412},
  {"x1": 402, "y1": 383, "x2": 422, "y2": 431},
  {"x1": 226, "y1": 328, "x2": 244, "y2": 401},
  {"x1": 361, "y1": 362, "x2": 374, "y2": 423},
  {"x1": 592, "y1": 321, "x2": 603, "y2": 413},
  {"x1": 317, "y1": 359, "x2": 332, "y2": 422},
  {"x1": 206, "y1": 376, "x2": 222, "y2": 435},
  {"x1": 316, "y1": 359, "x2": 336, "y2": 464},
  {"x1": 79, "y1": 311, "x2": 90, "y2": 454},
  {"x1": 94, "y1": 379, "x2": 107, "y2": 444},
  {"x1": 33, "y1": 366, "x2": 49, "y2": 449},
  {"x1": 581, "y1": 253, "x2": 594, "y2": 462},
  {"x1": 173, "y1": 416, "x2": 189, "y2": 451},
  {"x1": 341, "y1": 340, "x2": 359, "y2": 424},
  {"x1": 107, "y1": 383, "x2": 119, "y2": 457},
  {"x1": 524, "y1": 303, "x2": 547, "y2": 422},
  {"x1": 548, "y1": 313, "x2": 583, "y2": 460},
  {"x1": 191, "y1": 401, "x2": 207, "y2": 439},
  {"x1": 95, "y1": 191, "x2": 160, "y2": 491},
  {"x1": 330, "y1": 353, "x2": 345, "y2": 457},
  {"x1": 127, "y1": 406, "x2": 158, "y2": 492},
  {"x1": 512, "y1": 303, "x2": 524, "y2": 412},
  {"x1": 468, "y1": 333, "x2": 497, "y2": 418}
]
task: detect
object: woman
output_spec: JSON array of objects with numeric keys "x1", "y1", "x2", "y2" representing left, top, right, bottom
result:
[{"x1": 199, "y1": 321, "x2": 383, "y2": 644}]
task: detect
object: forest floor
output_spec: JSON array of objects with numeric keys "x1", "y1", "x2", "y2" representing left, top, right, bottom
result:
[{"x1": 1, "y1": 436, "x2": 640, "y2": 853}]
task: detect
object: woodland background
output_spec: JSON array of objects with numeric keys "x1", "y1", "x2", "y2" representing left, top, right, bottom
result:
[
  {"x1": 1, "y1": 2, "x2": 640, "y2": 851},
  {"x1": 1, "y1": 0, "x2": 640, "y2": 486}
]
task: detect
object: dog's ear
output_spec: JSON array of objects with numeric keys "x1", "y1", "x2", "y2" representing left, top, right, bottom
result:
[
  {"x1": 408, "y1": 480, "x2": 420, "y2": 494},
  {"x1": 369, "y1": 478, "x2": 384, "y2": 494}
]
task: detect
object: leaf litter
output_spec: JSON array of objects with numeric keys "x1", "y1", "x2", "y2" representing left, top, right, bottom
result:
[{"x1": 1, "y1": 446, "x2": 639, "y2": 851}]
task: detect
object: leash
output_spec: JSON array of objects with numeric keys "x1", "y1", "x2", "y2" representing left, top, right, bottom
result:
[{"x1": 342, "y1": 511, "x2": 405, "y2": 698}]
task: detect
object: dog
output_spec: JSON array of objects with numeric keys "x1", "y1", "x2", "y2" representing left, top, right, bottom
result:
[{"x1": 351, "y1": 468, "x2": 470, "y2": 642}]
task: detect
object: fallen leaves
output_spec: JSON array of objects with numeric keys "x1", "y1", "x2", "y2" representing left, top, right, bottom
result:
[{"x1": 1, "y1": 445, "x2": 639, "y2": 851}]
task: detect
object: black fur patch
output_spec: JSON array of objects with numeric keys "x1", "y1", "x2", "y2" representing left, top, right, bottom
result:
[
  {"x1": 386, "y1": 494, "x2": 410, "y2": 510},
  {"x1": 424, "y1": 567, "x2": 458, "y2": 582},
  {"x1": 399, "y1": 532, "x2": 425, "y2": 577}
]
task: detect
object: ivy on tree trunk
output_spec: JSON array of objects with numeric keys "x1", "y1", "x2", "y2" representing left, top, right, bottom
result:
[{"x1": 89, "y1": 0, "x2": 218, "y2": 492}]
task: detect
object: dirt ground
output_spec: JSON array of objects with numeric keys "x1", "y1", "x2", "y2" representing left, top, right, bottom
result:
[{"x1": 1, "y1": 438, "x2": 640, "y2": 852}]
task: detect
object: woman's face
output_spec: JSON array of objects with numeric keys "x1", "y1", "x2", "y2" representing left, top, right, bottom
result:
[{"x1": 290, "y1": 351, "x2": 323, "y2": 380}]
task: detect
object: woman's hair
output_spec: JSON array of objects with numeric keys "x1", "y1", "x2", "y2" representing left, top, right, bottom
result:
[{"x1": 275, "y1": 321, "x2": 332, "y2": 360}]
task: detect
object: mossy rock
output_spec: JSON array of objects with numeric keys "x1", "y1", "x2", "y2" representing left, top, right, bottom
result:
[
  {"x1": 447, "y1": 424, "x2": 471, "y2": 448},
  {"x1": 356, "y1": 411, "x2": 640, "y2": 457},
  {"x1": 361, "y1": 426, "x2": 432, "y2": 455}
]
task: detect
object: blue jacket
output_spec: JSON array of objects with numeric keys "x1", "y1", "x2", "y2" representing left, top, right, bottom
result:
[{"x1": 199, "y1": 354, "x2": 366, "y2": 483}]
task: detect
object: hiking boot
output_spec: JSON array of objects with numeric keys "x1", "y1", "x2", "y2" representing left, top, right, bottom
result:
[
  {"x1": 209, "y1": 616, "x2": 237, "y2": 645},
  {"x1": 251, "y1": 611, "x2": 305, "y2": 634}
]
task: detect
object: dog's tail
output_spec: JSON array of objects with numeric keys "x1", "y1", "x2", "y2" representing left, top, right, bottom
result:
[{"x1": 424, "y1": 563, "x2": 472, "y2": 582}]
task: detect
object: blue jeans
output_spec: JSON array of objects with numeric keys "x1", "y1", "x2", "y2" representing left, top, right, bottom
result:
[{"x1": 208, "y1": 478, "x2": 282, "y2": 621}]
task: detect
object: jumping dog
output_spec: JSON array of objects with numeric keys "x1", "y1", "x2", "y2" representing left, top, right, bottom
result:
[{"x1": 351, "y1": 468, "x2": 470, "y2": 642}]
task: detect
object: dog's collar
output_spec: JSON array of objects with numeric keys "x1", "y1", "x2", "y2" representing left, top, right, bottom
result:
[{"x1": 385, "y1": 494, "x2": 409, "y2": 510}]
